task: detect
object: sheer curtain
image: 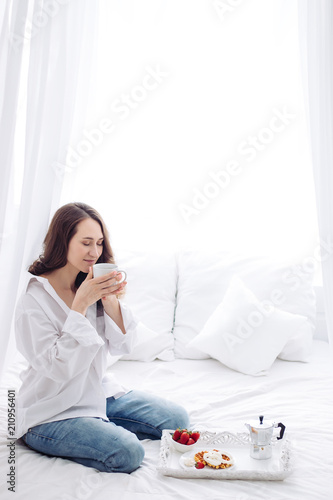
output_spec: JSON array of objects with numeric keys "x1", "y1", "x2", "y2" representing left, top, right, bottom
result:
[
  {"x1": 298, "y1": 0, "x2": 333, "y2": 351},
  {"x1": 0, "y1": 0, "x2": 99, "y2": 379}
]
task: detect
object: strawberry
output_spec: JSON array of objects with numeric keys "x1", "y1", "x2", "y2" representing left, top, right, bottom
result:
[
  {"x1": 179, "y1": 431, "x2": 190, "y2": 444},
  {"x1": 191, "y1": 432, "x2": 200, "y2": 443},
  {"x1": 172, "y1": 429, "x2": 182, "y2": 442},
  {"x1": 195, "y1": 461, "x2": 205, "y2": 469},
  {"x1": 187, "y1": 438, "x2": 195, "y2": 446}
]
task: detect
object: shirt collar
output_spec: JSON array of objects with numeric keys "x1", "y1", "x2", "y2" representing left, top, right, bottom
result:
[
  {"x1": 24, "y1": 272, "x2": 49, "y2": 292},
  {"x1": 25, "y1": 272, "x2": 71, "y2": 313}
]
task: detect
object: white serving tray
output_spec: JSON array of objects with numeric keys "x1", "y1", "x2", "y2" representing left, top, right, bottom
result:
[{"x1": 157, "y1": 430, "x2": 293, "y2": 481}]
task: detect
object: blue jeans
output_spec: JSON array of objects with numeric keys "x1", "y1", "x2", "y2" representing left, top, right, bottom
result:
[{"x1": 22, "y1": 390, "x2": 189, "y2": 473}]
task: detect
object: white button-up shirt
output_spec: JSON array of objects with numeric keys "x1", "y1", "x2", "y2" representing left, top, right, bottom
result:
[{"x1": 15, "y1": 273, "x2": 137, "y2": 438}]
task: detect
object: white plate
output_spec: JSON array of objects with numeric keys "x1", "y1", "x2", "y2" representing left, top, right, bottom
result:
[{"x1": 179, "y1": 447, "x2": 236, "y2": 471}]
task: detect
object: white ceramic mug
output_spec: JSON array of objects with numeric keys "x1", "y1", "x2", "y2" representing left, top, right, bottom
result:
[{"x1": 93, "y1": 263, "x2": 127, "y2": 285}]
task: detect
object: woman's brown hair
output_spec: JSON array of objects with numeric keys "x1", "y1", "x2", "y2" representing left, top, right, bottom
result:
[{"x1": 29, "y1": 202, "x2": 115, "y2": 288}]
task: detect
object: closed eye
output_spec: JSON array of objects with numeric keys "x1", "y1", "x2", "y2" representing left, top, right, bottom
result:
[{"x1": 82, "y1": 240, "x2": 104, "y2": 246}]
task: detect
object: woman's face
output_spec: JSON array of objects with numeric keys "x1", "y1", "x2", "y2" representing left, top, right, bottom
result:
[{"x1": 67, "y1": 218, "x2": 104, "y2": 273}]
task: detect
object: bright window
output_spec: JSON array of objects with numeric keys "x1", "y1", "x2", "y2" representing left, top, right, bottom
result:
[{"x1": 60, "y1": 0, "x2": 319, "y2": 272}]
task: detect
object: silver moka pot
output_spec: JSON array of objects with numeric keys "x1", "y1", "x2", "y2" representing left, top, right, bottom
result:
[{"x1": 245, "y1": 415, "x2": 286, "y2": 460}]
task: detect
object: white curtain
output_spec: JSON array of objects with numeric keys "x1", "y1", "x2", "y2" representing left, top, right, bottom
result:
[
  {"x1": 0, "y1": 0, "x2": 99, "y2": 379},
  {"x1": 298, "y1": 0, "x2": 333, "y2": 351}
]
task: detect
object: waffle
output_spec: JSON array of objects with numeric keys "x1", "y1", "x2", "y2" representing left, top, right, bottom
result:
[{"x1": 194, "y1": 449, "x2": 233, "y2": 469}]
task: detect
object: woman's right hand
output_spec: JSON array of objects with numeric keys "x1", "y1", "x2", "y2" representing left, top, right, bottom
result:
[{"x1": 71, "y1": 267, "x2": 120, "y2": 316}]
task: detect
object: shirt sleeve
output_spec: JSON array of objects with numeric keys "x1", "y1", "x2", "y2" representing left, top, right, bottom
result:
[
  {"x1": 103, "y1": 301, "x2": 138, "y2": 355},
  {"x1": 15, "y1": 294, "x2": 104, "y2": 383}
]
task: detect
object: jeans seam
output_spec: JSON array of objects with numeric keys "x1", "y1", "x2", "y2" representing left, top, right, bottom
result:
[
  {"x1": 26, "y1": 430, "x2": 125, "y2": 460},
  {"x1": 109, "y1": 416, "x2": 161, "y2": 433},
  {"x1": 28, "y1": 430, "x2": 58, "y2": 441}
]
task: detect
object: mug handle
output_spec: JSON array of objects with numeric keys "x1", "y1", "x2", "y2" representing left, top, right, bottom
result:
[
  {"x1": 116, "y1": 270, "x2": 127, "y2": 285},
  {"x1": 276, "y1": 422, "x2": 286, "y2": 440}
]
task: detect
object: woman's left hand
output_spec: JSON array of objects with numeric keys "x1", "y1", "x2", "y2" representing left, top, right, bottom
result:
[{"x1": 101, "y1": 273, "x2": 127, "y2": 304}]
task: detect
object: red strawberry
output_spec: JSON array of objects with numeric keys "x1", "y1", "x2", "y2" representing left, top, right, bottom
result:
[
  {"x1": 172, "y1": 429, "x2": 182, "y2": 442},
  {"x1": 179, "y1": 431, "x2": 190, "y2": 444},
  {"x1": 187, "y1": 438, "x2": 195, "y2": 446},
  {"x1": 191, "y1": 432, "x2": 200, "y2": 442},
  {"x1": 195, "y1": 461, "x2": 205, "y2": 469}
]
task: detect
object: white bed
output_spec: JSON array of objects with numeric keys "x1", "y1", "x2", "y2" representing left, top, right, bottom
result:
[{"x1": 1, "y1": 251, "x2": 332, "y2": 499}]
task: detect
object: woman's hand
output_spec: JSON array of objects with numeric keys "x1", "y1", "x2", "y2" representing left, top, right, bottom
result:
[{"x1": 71, "y1": 268, "x2": 126, "y2": 316}]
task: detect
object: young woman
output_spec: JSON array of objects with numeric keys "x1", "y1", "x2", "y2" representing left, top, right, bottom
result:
[{"x1": 15, "y1": 202, "x2": 189, "y2": 473}]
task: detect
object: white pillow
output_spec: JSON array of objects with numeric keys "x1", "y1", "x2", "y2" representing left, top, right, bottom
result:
[
  {"x1": 278, "y1": 322, "x2": 313, "y2": 361},
  {"x1": 113, "y1": 250, "x2": 177, "y2": 361},
  {"x1": 188, "y1": 277, "x2": 311, "y2": 375},
  {"x1": 122, "y1": 322, "x2": 173, "y2": 361},
  {"x1": 107, "y1": 322, "x2": 171, "y2": 366},
  {"x1": 174, "y1": 251, "x2": 316, "y2": 359}
]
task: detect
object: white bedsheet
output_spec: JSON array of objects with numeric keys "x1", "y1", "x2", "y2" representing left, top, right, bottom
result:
[{"x1": 0, "y1": 340, "x2": 332, "y2": 500}]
